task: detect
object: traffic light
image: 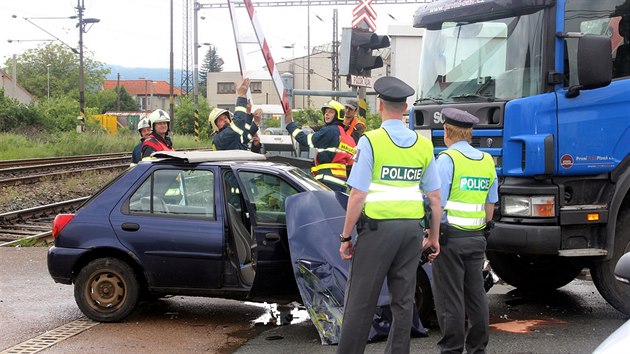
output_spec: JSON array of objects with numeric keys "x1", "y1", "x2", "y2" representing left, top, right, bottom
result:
[{"x1": 340, "y1": 27, "x2": 390, "y2": 78}]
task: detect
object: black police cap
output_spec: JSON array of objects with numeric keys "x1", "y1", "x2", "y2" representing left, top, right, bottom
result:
[
  {"x1": 441, "y1": 107, "x2": 479, "y2": 128},
  {"x1": 374, "y1": 76, "x2": 414, "y2": 103}
]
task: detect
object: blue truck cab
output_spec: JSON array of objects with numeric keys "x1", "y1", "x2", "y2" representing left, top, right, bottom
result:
[{"x1": 410, "y1": 0, "x2": 630, "y2": 315}]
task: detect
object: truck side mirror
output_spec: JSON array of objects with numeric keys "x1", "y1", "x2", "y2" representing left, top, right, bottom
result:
[{"x1": 566, "y1": 34, "x2": 612, "y2": 98}]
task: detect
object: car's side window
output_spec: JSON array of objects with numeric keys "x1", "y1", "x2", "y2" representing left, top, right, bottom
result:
[
  {"x1": 238, "y1": 171, "x2": 299, "y2": 225},
  {"x1": 129, "y1": 169, "x2": 215, "y2": 218}
]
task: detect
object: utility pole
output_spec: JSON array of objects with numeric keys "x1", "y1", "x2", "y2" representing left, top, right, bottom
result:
[
  {"x1": 193, "y1": 1, "x2": 200, "y2": 142},
  {"x1": 332, "y1": 9, "x2": 339, "y2": 96},
  {"x1": 116, "y1": 73, "x2": 121, "y2": 111},
  {"x1": 170, "y1": 0, "x2": 175, "y2": 129},
  {"x1": 77, "y1": 0, "x2": 85, "y2": 130}
]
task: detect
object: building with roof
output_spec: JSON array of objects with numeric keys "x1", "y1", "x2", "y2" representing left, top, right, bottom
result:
[
  {"x1": 0, "y1": 68, "x2": 35, "y2": 105},
  {"x1": 102, "y1": 79, "x2": 183, "y2": 112}
]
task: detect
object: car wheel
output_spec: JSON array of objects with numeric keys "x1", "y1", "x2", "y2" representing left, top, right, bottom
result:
[
  {"x1": 74, "y1": 258, "x2": 139, "y2": 322},
  {"x1": 415, "y1": 265, "x2": 435, "y2": 326}
]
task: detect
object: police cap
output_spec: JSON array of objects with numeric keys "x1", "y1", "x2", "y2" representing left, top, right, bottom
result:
[
  {"x1": 441, "y1": 107, "x2": 479, "y2": 128},
  {"x1": 373, "y1": 76, "x2": 414, "y2": 103}
]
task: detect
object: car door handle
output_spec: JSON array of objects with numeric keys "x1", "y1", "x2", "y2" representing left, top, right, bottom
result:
[
  {"x1": 121, "y1": 223, "x2": 140, "y2": 231},
  {"x1": 265, "y1": 233, "x2": 280, "y2": 242}
]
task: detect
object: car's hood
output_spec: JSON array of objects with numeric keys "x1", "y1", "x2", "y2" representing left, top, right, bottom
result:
[{"x1": 285, "y1": 191, "x2": 426, "y2": 345}]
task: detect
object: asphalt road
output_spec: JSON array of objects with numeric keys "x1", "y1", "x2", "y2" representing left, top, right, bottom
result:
[{"x1": 1, "y1": 247, "x2": 627, "y2": 353}]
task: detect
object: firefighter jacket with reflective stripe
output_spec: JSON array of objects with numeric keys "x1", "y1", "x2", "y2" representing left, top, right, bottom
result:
[
  {"x1": 212, "y1": 96, "x2": 259, "y2": 151},
  {"x1": 141, "y1": 133, "x2": 173, "y2": 158},
  {"x1": 287, "y1": 122, "x2": 356, "y2": 187},
  {"x1": 363, "y1": 128, "x2": 433, "y2": 220},
  {"x1": 440, "y1": 149, "x2": 495, "y2": 231}
]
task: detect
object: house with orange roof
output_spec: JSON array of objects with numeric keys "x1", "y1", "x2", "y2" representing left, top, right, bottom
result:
[{"x1": 102, "y1": 79, "x2": 182, "y2": 112}]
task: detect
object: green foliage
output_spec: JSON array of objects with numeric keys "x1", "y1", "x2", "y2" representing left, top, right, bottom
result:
[
  {"x1": 87, "y1": 87, "x2": 138, "y2": 113},
  {"x1": 200, "y1": 44, "x2": 224, "y2": 84},
  {"x1": 35, "y1": 96, "x2": 81, "y2": 132},
  {"x1": 0, "y1": 91, "x2": 39, "y2": 131},
  {"x1": 2, "y1": 43, "x2": 110, "y2": 100},
  {"x1": 174, "y1": 95, "x2": 212, "y2": 139},
  {"x1": 293, "y1": 107, "x2": 323, "y2": 128}
]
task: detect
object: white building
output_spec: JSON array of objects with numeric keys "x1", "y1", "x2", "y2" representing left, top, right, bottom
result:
[{"x1": 0, "y1": 68, "x2": 35, "y2": 105}]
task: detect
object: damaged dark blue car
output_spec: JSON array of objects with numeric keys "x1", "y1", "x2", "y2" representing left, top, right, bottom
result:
[{"x1": 47, "y1": 151, "x2": 434, "y2": 344}]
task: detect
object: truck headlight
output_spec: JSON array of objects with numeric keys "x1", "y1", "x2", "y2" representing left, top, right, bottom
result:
[{"x1": 502, "y1": 195, "x2": 555, "y2": 217}]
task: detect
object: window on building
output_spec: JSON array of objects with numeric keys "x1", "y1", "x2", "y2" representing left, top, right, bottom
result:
[
  {"x1": 251, "y1": 81, "x2": 262, "y2": 93},
  {"x1": 217, "y1": 82, "x2": 236, "y2": 94}
]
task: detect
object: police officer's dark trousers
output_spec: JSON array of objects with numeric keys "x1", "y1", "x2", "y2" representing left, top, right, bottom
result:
[
  {"x1": 336, "y1": 219, "x2": 422, "y2": 354},
  {"x1": 433, "y1": 230, "x2": 489, "y2": 354}
]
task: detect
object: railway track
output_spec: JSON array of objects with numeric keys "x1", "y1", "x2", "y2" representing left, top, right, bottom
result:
[
  {"x1": 0, "y1": 153, "x2": 131, "y2": 186},
  {"x1": 0, "y1": 197, "x2": 89, "y2": 246}
]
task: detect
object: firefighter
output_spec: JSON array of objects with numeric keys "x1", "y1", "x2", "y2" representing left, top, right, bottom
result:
[
  {"x1": 285, "y1": 99, "x2": 356, "y2": 192},
  {"x1": 131, "y1": 117, "x2": 151, "y2": 164},
  {"x1": 433, "y1": 107, "x2": 498, "y2": 354},
  {"x1": 337, "y1": 76, "x2": 442, "y2": 354},
  {"x1": 141, "y1": 109, "x2": 173, "y2": 158},
  {"x1": 209, "y1": 78, "x2": 262, "y2": 151}
]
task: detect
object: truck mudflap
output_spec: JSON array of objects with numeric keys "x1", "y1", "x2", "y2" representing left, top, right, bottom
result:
[{"x1": 285, "y1": 191, "x2": 426, "y2": 345}]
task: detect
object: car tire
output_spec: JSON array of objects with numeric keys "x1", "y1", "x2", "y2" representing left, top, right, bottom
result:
[
  {"x1": 415, "y1": 265, "x2": 435, "y2": 327},
  {"x1": 74, "y1": 258, "x2": 140, "y2": 322}
]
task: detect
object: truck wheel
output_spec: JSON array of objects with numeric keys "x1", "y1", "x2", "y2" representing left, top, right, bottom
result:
[
  {"x1": 415, "y1": 265, "x2": 435, "y2": 326},
  {"x1": 486, "y1": 251, "x2": 582, "y2": 290},
  {"x1": 74, "y1": 258, "x2": 140, "y2": 322},
  {"x1": 591, "y1": 207, "x2": 630, "y2": 315}
]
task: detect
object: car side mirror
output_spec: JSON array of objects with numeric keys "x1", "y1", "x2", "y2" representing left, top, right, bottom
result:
[
  {"x1": 566, "y1": 34, "x2": 612, "y2": 98},
  {"x1": 614, "y1": 252, "x2": 630, "y2": 285}
]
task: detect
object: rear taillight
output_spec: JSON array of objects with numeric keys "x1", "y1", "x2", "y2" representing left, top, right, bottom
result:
[{"x1": 52, "y1": 214, "x2": 75, "y2": 239}]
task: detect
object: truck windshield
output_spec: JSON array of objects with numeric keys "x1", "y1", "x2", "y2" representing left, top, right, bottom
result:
[{"x1": 417, "y1": 9, "x2": 545, "y2": 102}]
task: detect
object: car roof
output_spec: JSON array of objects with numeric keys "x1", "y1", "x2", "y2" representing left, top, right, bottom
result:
[{"x1": 150, "y1": 150, "x2": 267, "y2": 163}]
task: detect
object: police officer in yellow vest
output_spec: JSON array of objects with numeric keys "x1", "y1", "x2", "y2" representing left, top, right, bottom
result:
[
  {"x1": 433, "y1": 107, "x2": 498, "y2": 354},
  {"x1": 337, "y1": 76, "x2": 443, "y2": 354}
]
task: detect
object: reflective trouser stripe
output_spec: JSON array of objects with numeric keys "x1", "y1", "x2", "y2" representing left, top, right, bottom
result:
[
  {"x1": 315, "y1": 174, "x2": 346, "y2": 186},
  {"x1": 311, "y1": 163, "x2": 347, "y2": 177},
  {"x1": 445, "y1": 201, "x2": 485, "y2": 212},
  {"x1": 446, "y1": 215, "x2": 486, "y2": 227}
]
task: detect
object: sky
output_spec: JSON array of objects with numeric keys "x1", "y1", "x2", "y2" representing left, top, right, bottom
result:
[{"x1": 1, "y1": 0, "x2": 426, "y2": 75}]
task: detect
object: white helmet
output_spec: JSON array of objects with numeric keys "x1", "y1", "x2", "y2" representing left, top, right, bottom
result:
[
  {"x1": 137, "y1": 117, "x2": 151, "y2": 132},
  {"x1": 148, "y1": 109, "x2": 170, "y2": 130}
]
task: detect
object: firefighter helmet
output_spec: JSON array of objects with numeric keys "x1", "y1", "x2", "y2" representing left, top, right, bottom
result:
[
  {"x1": 209, "y1": 108, "x2": 233, "y2": 133},
  {"x1": 321, "y1": 99, "x2": 345, "y2": 121},
  {"x1": 137, "y1": 117, "x2": 151, "y2": 133},
  {"x1": 148, "y1": 109, "x2": 170, "y2": 130}
]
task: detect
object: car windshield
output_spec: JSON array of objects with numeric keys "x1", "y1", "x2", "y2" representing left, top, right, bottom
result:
[
  {"x1": 417, "y1": 9, "x2": 545, "y2": 103},
  {"x1": 287, "y1": 167, "x2": 330, "y2": 191}
]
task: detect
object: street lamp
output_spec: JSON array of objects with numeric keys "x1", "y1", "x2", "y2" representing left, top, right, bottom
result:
[{"x1": 46, "y1": 64, "x2": 51, "y2": 100}]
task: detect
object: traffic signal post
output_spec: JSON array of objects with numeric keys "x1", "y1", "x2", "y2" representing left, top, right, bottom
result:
[{"x1": 339, "y1": 27, "x2": 390, "y2": 87}]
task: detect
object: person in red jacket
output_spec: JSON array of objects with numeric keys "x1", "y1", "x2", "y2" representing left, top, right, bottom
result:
[{"x1": 141, "y1": 109, "x2": 174, "y2": 158}]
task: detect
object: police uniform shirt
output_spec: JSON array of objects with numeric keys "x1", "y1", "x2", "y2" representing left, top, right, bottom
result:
[
  {"x1": 436, "y1": 140, "x2": 498, "y2": 223},
  {"x1": 347, "y1": 119, "x2": 441, "y2": 193}
]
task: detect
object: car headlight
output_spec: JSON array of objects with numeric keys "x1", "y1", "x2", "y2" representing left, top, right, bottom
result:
[{"x1": 502, "y1": 195, "x2": 555, "y2": 217}]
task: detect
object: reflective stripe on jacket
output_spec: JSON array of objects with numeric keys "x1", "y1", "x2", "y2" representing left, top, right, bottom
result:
[
  {"x1": 441, "y1": 149, "x2": 495, "y2": 231},
  {"x1": 363, "y1": 128, "x2": 434, "y2": 220}
]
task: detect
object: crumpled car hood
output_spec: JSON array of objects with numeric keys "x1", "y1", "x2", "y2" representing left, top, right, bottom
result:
[{"x1": 286, "y1": 191, "x2": 426, "y2": 345}]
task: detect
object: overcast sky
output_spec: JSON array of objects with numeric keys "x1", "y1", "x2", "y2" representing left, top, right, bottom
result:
[{"x1": 1, "y1": 0, "x2": 424, "y2": 74}]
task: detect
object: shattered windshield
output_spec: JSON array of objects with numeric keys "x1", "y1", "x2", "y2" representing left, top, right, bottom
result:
[{"x1": 417, "y1": 9, "x2": 545, "y2": 102}]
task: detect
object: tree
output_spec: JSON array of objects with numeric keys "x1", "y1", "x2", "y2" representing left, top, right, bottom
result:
[
  {"x1": 87, "y1": 87, "x2": 138, "y2": 113},
  {"x1": 199, "y1": 45, "x2": 223, "y2": 97},
  {"x1": 2, "y1": 43, "x2": 109, "y2": 100}
]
